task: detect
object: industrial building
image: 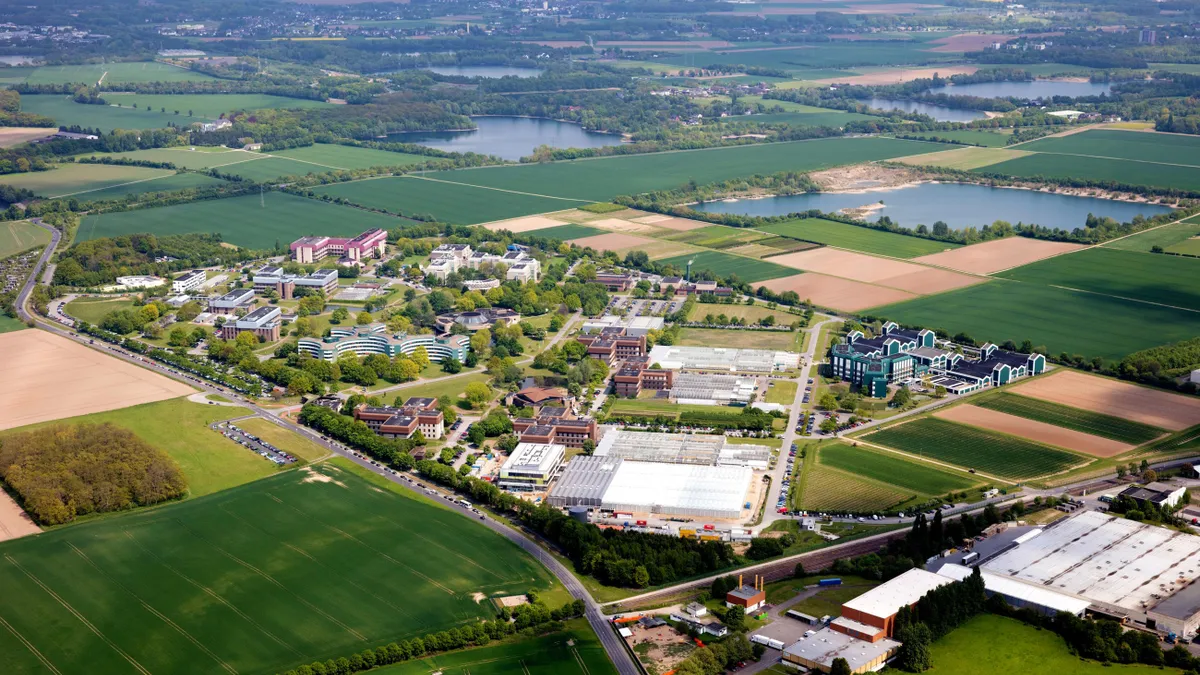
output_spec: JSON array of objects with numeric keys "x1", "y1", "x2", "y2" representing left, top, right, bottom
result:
[
  {"x1": 581, "y1": 315, "x2": 665, "y2": 337},
  {"x1": 671, "y1": 372, "x2": 758, "y2": 405},
  {"x1": 982, "y1": 511, "x2": 1200, "y2": 636},
  {"x1": 594, "y1": 430, "x2": 771, "y2": 469},
  {"x1": 782, "y1": 626, "x2": 901, "y2": 674},
  {"x1": 647, "y1": 345, "x2": 800, "y2": 373},
  {"x1": 1119, "y1": 481, "x2": 1188, "y2": 510},
  {"x1": 548, "y1": 456, "x2": 753, "y2": 519},
  {"x1": 171, "y1": 269, "x2": 206, "y2": 294},
  {"x1": 935, "y1": 563, "x2": 1090, "y2": 618},
  {"x1": 290, "y1": 229, "x2": 387, "y2": 263},
  {"x1": 296, "y1": 324, "x2": 469, "y2": 363},
  {"x1": 217, "y1": 306, "x2": 281, "y2": 342},
  {"x1": 726, "y1": 577, "x2": 767, "y2": 614},
  {"x1": 497, "y1": 442, "x2": 565, "y2": 492}
]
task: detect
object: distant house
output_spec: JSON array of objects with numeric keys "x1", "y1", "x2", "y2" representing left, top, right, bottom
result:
[
  {"x1": 198, "y1": 119, "x2": 232, "y2": 133},
  {"x1": 1119, "y1": 482, "x2": 1188, "y2": 511}
]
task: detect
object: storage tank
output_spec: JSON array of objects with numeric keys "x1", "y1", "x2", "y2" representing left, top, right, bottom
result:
[{"x1": 569, "y1": 506, "x2": 589, "y2": 524}]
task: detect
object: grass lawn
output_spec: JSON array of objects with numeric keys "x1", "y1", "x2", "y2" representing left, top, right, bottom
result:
[
  {"x1": 372, "y1": 619, "x2": 616, "y2": 675},
  {"x1": 0, "y1": 397, "x2": 276, "y2": 498},
  {"x1": 914, "y1": 614, "x2": 1185, "y2": 675},
  {"x1": 678, "y1": 327, "x2": 800, "y2": 351},
  {"x1": 264, "y1": 143, "x2": 427, "y2": 171},
  {"x1": 996, "y1": 247, "x2": 1200, "y2": 312},
  {"x1": 871, "y1": 278, "x2": 1200, "y2": 361},
  {"x1": 234, "y1": 417, "x2": 332, "y2": 463},
  {"x1": 76, "y1": 192, "x2": 408, "y2": 249},
  {"x1": 0, "y1": 220, "x2": 51, "y2": 258},
  {"x1": 766, "y1": 380, "x2": 798, "y2": 405},
  {"x1": 757, "y1": 218, "x2": 957, "y2": 258},
  {"x1": 688, "y1": 302, "x2": 808, "y2": 326},
  {"x1": 788, "y1": 582, "x2": 880, "y2": 620},
  {"x1": 657, "y1": 250, "x2": 795, "y2": 283},
  {"x1": 381, "y1": 372, "x2": 495, "y2": 405},
  {"x1": 0, "y1": 162, "x2": 174, "y2": 198},
  {"x1": 315, "y1": 176, "x2": 590, "y2": 225},
  {"x1": 0, "y1": 460, "x2": 564, "y2": 675},
  {"x1": 0, "y1": 315, "x2": 27, "y2": 333},
  {"x1": 608, "y1": 398, "x2": 734, "y2": 418},
  {"x1": 64, "y1": 297, "x2": 137, "y2": 325},
  {"x1": 1103, "y1": 214, "x2": 1200, "y2": 252},
  {"x1": 762, "y1": 574, "x2": 877, "y2": 606},
  {"x1": 819, "y1": 442, "x2": 981, "y2": 495},
  {"x1": 975, "y1": 392, "x2": 1166, "y2": 445}
]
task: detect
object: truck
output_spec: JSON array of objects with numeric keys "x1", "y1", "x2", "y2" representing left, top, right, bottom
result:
[
  {"x1": 767, "y1": 639, "x2": 785, "y2": 650},
  {"x1": 818, "y1": 578, "x2": 842, "y2": 587},
  {"x1": 750, "y1": 635, "x2": 771, "y2": 646},
  {"x1": 962, "y1": 551, "x2": 980, "y2": 566}
]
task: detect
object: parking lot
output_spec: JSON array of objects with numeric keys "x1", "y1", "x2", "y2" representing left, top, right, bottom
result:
[{"x1": 214, "y1": 420, "x2": 298, "y2": 465}]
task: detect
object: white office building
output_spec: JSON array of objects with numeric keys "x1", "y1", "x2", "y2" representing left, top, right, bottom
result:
[
  {"x1": 171, "y1": 269, "x2": 206, "y2": 294},
  {"x1": 497, "y1": 442, "x2": 566, "y2": 492}
]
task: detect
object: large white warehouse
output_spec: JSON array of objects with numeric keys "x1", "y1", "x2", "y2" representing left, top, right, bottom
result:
[
  {"x1": 648, "y1": 345, "x2": 800, "y2": 373},
  {"x1": 548, "y1": 456, "x2": 753, "y2": 519}
]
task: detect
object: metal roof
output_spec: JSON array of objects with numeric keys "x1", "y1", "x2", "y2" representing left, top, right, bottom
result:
[
  {"x1": 936, "y1": 563, "x2": 1090, "y2": 616},
  {"x1": 841, "y1": 569, "x2": 952, "y2": 620}
]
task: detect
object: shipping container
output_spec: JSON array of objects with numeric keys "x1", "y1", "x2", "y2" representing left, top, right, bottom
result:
[
  {"x1": 679, "y1": 528, "x2": 696, "y2": 538},
  {"x1": 818, "y1": 578, "x2": 842, "y2": 587},
  {"x1": 767, "y1": 639, "x2": 785, "y2": 650}
]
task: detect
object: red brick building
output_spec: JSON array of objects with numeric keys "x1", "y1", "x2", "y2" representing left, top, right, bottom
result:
[
  {"x1": 575, "y1": 327, "x2": 646, "y2": 365},
  {"x1": 354, "y1": 397, "x2": 444, "y2": 440},
  {"x1": 512, "y1": 415, "x2": 599, "y2": 448},
  {"x1": 612, "y1": 356, "x2": 674, "y2": 398}
]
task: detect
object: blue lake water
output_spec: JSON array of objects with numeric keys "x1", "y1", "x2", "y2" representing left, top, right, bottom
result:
[
  {"x1": 938, "y1": 80, "x2": 1113, "y2": 99},
  {"x1": 691, "y1": 183, "x2": 1174, "y2": 230},
  {"x1": 425, "y1": 65, "x2": 544, "y2": 78},
  {"x1": 863, "y1": 98, "x2": 986, "y2": 122}
]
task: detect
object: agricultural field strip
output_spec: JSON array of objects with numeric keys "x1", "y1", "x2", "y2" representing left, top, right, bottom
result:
[
  {"x1": 48, "y1": 172, "x2": 193, "y2": 199},
  {"x1": 365, "y1": 174, "x2": 595, "y2": 204},
  {"x1": 818, "y1": 442, "x2": 980, "y2": 496},
  {"x1": 1014, "y1": 149, "x2": 1200, "y2": 170},
  {"x1": 975, "y1": 393, "x2": 1167, "y2": 445},
  {"x1": 849, "y1": 436, "x2": 1018, "y2": 486}
]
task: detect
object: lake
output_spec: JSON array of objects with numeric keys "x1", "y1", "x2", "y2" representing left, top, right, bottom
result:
[
  {"x1": 691, "y1": 183, "x2": 1174, "y2": 230},
  {"x1": 937, "y1": 80, "x2": 1113, "y2": 99},
  {"x1": 425, "y1": 65, "x2": 544, "y2": 78},
  {"x1": 388, "y1": 116, "x2": 624, "y2": 160},
  {"x1": 863, "y1": 98, "x2": 986, "y2": 123}
]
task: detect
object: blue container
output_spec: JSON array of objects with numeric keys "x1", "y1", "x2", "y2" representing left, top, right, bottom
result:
[{"x1": 818, "y1": 578, "x2": 842, "y2": 587}]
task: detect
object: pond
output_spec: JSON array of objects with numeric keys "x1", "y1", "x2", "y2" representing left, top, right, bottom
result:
[
  {"x1": 425, "y1": 65, "x2": 544, "y2": 78},
  {"x1": 387, "y1": 116, "x2": 624, "y2": 161},
  {"x1": 862, "y1": 98, "x2": 987, "y2": 123},
  {"x1": 690, "y1": 182, "x2": 1174, "y2": 230},
  {"x1": 936, "y1": 80, "x2": 1113, "y2": 99}
]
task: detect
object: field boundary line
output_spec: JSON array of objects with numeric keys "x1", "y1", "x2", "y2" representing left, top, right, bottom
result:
[
  {"x1": 216, "y1": 502, "x2": 420, "y2": 622},
  {"x1": 122, "y1": 530, "x2": 303, "y2": 657},
  {"x1": 259, "y1": 152, "x2": 350, "y2": 171},
  {"x1": 4, "y1": 554, "x2": 152, "y2": 675},
  {"x1": 372, "y1": 510, "x2": 508, "y2": 581},
  {"x1": 65, "y1": 542, "x2": 239, "y2": 675},
  {"x1": 405, "y1": 175, "x2": 595, "y2": 203},
  {"x1": 263, "y1": 493, "x2": 459, "y2": 595},
  {"x1": 173, "y1": 518, "x2": 370, "y2": 642},
  {"x1": 572, "y1": 647, "x2": 591, "y2": 675},
  {"x1": 1044, "y1": 283, "x2": 1200, "y2": 314},
  {"x1": 0, "y1": 612, "x2": 62, "y2": 675},
  {"x1": 851, "y1": 436, "x2": 1016, "y2": 485},
  {"x1": 48, "y1": 171, "x2": 177, "y2": 199},
  {"x1": 1019, "y1": 149, "x2": 1200, "y2": 170}
]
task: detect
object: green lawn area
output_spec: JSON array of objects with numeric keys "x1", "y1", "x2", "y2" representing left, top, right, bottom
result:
[
  {"x1": 757, "y1": 218, "x2": 957, "y2": 258},
  {"x1": 865, "y1": 417, "x2": 1086, "y2": 481},
  {"x1": 21, "y1": 61, "x2": 216, "y2": 84},
  {"x1": 996, "y1": 247, "x2": 1200, "y2": 312},
  {"x1": 763, "y1": 573, "x2": 878, "y2": 607},
  {"x1": 372, "y1": 619, "x2": 616, "y2": 675},
  {"x1": 315, "y1": 176, "x2": 590, "y2": 225},
  {"x1": 234, "y1": 417, "x2": 331, "y2": 463},
  {"x1": 76, "y1": 192, "x2": 409, "y2": 249},
  {"x1": 819, "y1": 442, "x2": 981, "y2": 495},
  {"x1": 0, "y1": 460, "x2": 565, "y2": 675},
  {"x1": 0, "y1": 314, "x2": 27, "y2": 333},
  {"x1": 381, "y1": 371, "x2": 495, "y2": 405},
  {"x1": 913, "y1": 614, "x2": 1186, "y2": 675},
  {"x1": 264, "y1": 143, "x2": 427, "y2": 170},
  {"x1": 0, "y1": 397, "x2": 277, "y2": 498},
  {"x1": 0, "y1": 220, "x2": 51, "y2": 258},
  {"x1": 1103, "y1": 214, "x2": 1200, "y2": 252},
  {"x1": 974, "y1": 392, "x2": 1167, "y2": 445},
  {"x1": 688, "y1": 302, "x2": 808, "y2": 325},
  {"x1": 657, "y1": 250, "x2": 795, "y2": 283},
  {"x1": 871, "y1": 278, "x2": 1200, "y2": 360},
  {"x1": 0, "y1": 162, "x2": 174, "y2": 198},
  {"x1": 765, "y1": 380, "x2": 798, "y2": 405},
  {"x1": 787, "y1": 581, "x2": 881, "y2": 620},
  {"x1": 64, "y1": 297, "x2": 137, "y2": 325},
  {"x1": 678, "y1": 327, "x2": 800, "y2": 351},
  {"x1": 608, "y1": 398, "x2": 735, "y2": 418},
  {"x1": 426, "y1": 137, "x2": 942, "y2": 202}
]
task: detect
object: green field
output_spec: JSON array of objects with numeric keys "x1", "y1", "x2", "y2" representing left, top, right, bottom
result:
[
  {"x1": 818, "y1": 443, "x2": 980, "y2": 495},
  {"x1": 657, "y1": 250, "x2": 795, "y2": 283},
  {"x1": 101, "y1": 93, "x2": 331, "y2": 119},
  {"x1": 996, "y1": 247, "x2": 1200, "y2": 312},
  {"x1": 19, "y1": 61, "x2": 216, "y2": 84},
  {"x1": 1, "y1": 163, "x2": 175, "y2": 198},
  {"x1": 265, "y1": 144, "x2": 427, "y2": 171},
  {"x1": 899, "y1": 129, "x2": 1014, "y2": 147},
  {"x1": 0, "y1": 314, "x2": 27, "y2": 333},
  {"x1": 374, "y1": 621, "x2": 616, "y2": 675},
  {"x1": 871, "y1": 279, "x2": 1200, "y2": 360},
  {"x1": 315, "y1": 176, "x2": 591, "y2": 225},
  {"x1": 521, "y1": 223, "x2": 606, "y2": 240},
  {"x1": 77, "y1": 192, "x2": 407, "y2": 249},
  {"x1": 71, "y1": 172, "x2": 229, "y2": 202},
  {"x1": 922, "y1": 614, "x2": 1184, "y2": 675},
  {"x1": 0, "y1": 460, "x2": 563, "y2": 675},
  {"x1": 796, "y1": 460, "x2": 913, "y2": 513},
  {"x1": 665, "y1": 225, "x2": 768, "y2": 249},
  {"x1": 975, "y1": 393, "x2": 1166, "y2": 445},
  {"x1": 1104, "y1": 214, "x2": 1200, "y2": 252},
  {"x1": 1015, "y1": 129, "x2": 1200, "y2": 167},
  {"x1": 64, "y1": 297, "x2": 137, "y2": 325},
  {"x1": 0, "y1": 398, "x2": 278, "y2": 497},
  {"x1": 0, "y1": 220, "x2": 51, "y2": 258},
  {"x1": 90, "y1": 147, "x2": 266, "y2": 170},
  {"x1": 978, "y1": 152, "x2": 1200, "y2": 192},
  {"x1": 678, "y1": 327, "x2": 800, "y2": 350},
  {"x1": 19, "y1": 95, "x2": 198, "y2": 133},
  {"x1": 724, "y1": 110, "x2": 881, "y2": 127},
  {"x1": 757, "y1": 218, "x2": 957, "y2": 257},
  {"x1": 687, "y1": 302, "x2": 807, "y2": 325},
  {"x1": 1167, "y1": 238, "x2": 1200, "y2": 255},
  {"x1": 427, "y1": 137, "x2": 941, "y2": 202},
  {"x1": 866, "y1": 417, "x2": 1084, "y2": 480},
  {"x1": 212, "y1": 157, "x2": 351, "y2": 182}
]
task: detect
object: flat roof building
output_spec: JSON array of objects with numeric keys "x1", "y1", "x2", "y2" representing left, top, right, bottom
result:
[
  {"x1": 782, "y1": 628, "x2": 901, "y2": 675},
  {"x1": 726, "y1": 577, "x2": 767, "y2": 614},
  {"x1": 581, "y1": 315, "x2": 665, "y2": 337},
  {"x1": 648, "y1": 345, "x2": 800, "y2": 373},
  {"x1": 218, "y1": 306, "x2": 281, "y2": 342},
  {"x1": 594, "y1": 430, "x2": 770, "y2": 469},
  {"x1": 546, "y1": 455, "x2": 620, "y2": 509},
  {"x1": 612, "y1": 356, "x2": 674, "y2": 398},
  {"x1": 600, "y1": 461, "x2": 752, "y2": 519},
  {"x1": 353, "y1": 398, "x2": 443, "y2": 440},
  {"x1": 576, "y1": 327, "x2": 647, "y2": 365},
  {"x1": 671, "y1": 372, "x2": 758, "y2": 405},
  {"x1": 171, "y1": 269, "x2": 206, "y2": 294},
  {"x1": 209, "y1": 288, "x2": 256, "y2": 314},
  {"x1": 253, "y1": 266, "x2": 339, "y2": 300},
  {"x1": 1119, "y1": 481, "x2": 1188, "y2": 511},
  {"x1": 497, "y1": 442, "x2": 565, "y2": 492},
  {"x1": 840, "y1": 568, "x2": 953, "y2": 640},
  {"x1": 297, "y1": 324, "x2": 468, "y2": 363},
  {"x1": 291, "y1": 229, "x2": 387, "y2": 264},
  {"x1": 935, "y1": 563, "x2": 1089, "y2": 618},
  {"x1": 434, "y1": 308, "x2": 520, "y2": 334},
  {"x1": 512, "y1": 414, "x2": 599, "y2": 449}
]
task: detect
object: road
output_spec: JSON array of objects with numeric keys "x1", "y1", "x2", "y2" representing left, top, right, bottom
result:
[{"x1": 14, "y1": 218, "x2": 60, "y2": 323}]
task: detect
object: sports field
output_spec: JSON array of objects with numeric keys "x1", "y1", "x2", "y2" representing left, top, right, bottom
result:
[
  {"x1": 19, "y1": 61, "x2": 216, "y2": 84},
  {"x1": 0, "y1": 220, "x2": 51, "y2": 258},
  {"x1": 72, "y1": 172, "x2": 229, "y2": 202},
  {"x1": 0, "y1": 163, "x2": 174, "y2": 198},
  {"x1": 265, "y1": 144, "x2": 427, "y2": 171},
  {"x1": 865, "y1": 417, "x2": 1085, "y2": 480},
  {"x1": 818, "y1": 443, "x2": 980, "y2": 496},
  {"x1": 871, "y1": 279, "x2": 1200, "y2": 360},
  {"x1": 975, "y1": 392, "x2": 1166, "y2": 445},
  {"x1": 978, "y1": 152, "x2": 1200, "y2": 192},
  {"x1": 657, "y1": 250, "x2": 795, "y2": 283},
  {"x1": 427, "y1": 137, "x2": 941, "y2": 202},
  {"x1": 0, "y1": 461, "x2": 563, "y2": 675},
  {"x1": 314, "y1": 176, "x2": 589, "y2": 224},
  {"x1": 1015, "y1": 129, "x2": 1200, "y2": 167},
  {"x1": 100, "y1": 93, "x2": 331, "y2": 119},
  {"x1": 996, "y1": 247, "x2": 1200, "y2": 312},
  {"x1": 757, "y1": 218, "x2": 957, "y2": 258},
  {"x1": 76, "y1": 192, "x2": 406, "y2": 249},
  {"x1": 374, "y1": 620, "x2": 616, "y2": 675}
]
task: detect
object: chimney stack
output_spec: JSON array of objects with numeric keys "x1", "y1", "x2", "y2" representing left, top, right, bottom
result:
[{"x1": 739, "y1": 574, "x2": 743, "y2": 589}]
